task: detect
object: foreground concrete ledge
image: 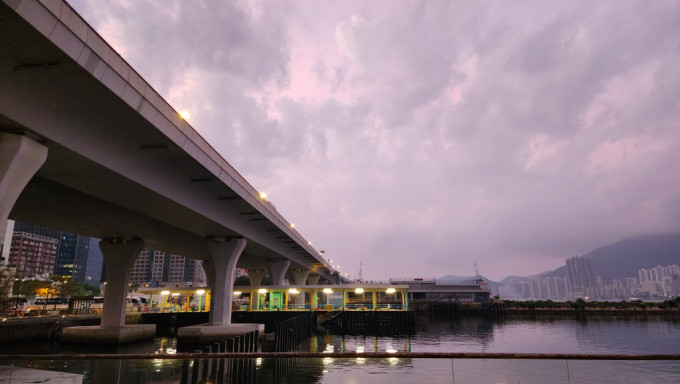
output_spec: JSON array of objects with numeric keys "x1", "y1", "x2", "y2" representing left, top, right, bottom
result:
[
  {"x1": 61, "y1": 324, "x2": 156, "y2": 345},
  {"x1": 177, "y1": 323, "x2": 265, "y2": 346},
  {"x1": 0, "y1": 365, "x2": 83, "y2": 383}
]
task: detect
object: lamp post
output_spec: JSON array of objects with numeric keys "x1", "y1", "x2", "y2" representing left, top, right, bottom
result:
[{"x1": 196, "y1": 289, "x2": 205, "y2": 312}]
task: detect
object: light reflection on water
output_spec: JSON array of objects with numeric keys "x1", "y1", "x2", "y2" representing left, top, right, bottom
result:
[
  {"x1": 306, "y1": 315, "x2": 680, "y2": 355},
  {"x1": 1, "y1": 315, "x2": 679, "y2": 383},
  {"x1": 289, "y1": 315, "x2": 680, "y2": 383},
  {"x1": 4, "y1": 357, "x2": 678, "y2": 384}
]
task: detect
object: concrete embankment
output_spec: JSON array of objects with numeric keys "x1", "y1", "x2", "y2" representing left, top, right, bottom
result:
[{"x1": 0, "y1": 313, "x2": 144, "y2": 344}]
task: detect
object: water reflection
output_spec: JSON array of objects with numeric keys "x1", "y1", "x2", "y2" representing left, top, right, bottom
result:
[
  {"x1": 573, "y1": 316, "x2": 680, "y2": 354},
  {"x1": 2, "y1": 316, "x2": 680, "y2": 382},
  {"x1": 4, "y1": 357, "x2": 678, "y2": 384}
]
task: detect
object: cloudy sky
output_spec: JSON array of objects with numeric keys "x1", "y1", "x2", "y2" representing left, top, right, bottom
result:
[{"x1": 67, "y1": 0, "x2": 680, "y2": 281}]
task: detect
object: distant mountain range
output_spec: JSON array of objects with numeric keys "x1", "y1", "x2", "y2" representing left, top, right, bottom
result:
[
  {"x1": 441, "y1": 233, "x2": 680, "y2": 287},
  {"x1": 438, "y1": 274, "x2": 504, "y2": 293}
]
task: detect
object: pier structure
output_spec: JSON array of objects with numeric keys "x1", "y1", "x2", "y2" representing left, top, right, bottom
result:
[
  {"x1": 389, "y1": 278, "x2": 491, "y2": 304},
  {"x1": 244, "y1": 284, "x2": 410, "y2": 311},
  {"x1": 0, "y1": 0, "x2": 338, "y2": 344},
  {"x1": 135, "y1": 284, "x2": 410, "y2": 313}
]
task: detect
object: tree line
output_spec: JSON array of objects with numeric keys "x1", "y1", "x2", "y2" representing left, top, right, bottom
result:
[{"x1": 503, "y1": 297, "x2": 680, "y2": 310}]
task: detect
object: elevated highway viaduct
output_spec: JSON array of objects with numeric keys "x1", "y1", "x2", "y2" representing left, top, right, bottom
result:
[{"x1": 0, "y1": 0, "x2": 334, "y2": 343}]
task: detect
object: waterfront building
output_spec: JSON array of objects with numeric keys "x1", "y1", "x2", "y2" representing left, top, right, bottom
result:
[
  {"x1": 566, "y1": 255, "x2": 599, "y2": 298},
  {"x1": 7, "y1": 232, "x2": 58, "y2": 279},
  {"x1": 137, "y1": 283, "x2": 410, "y2": 312},
  {"x1": 389, "y1": 278, "x2": 490, "y2": 303}
]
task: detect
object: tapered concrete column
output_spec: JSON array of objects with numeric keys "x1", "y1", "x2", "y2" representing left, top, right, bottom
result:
[
  {"x1": 0, "y1": 133, "x2": 47, "y2": 258},
  {"x1": 247, "y1": 268, "x2": 266, "y2": 286},
  {"x1": 291, "y1": 268, "x2": 310, "y2": 286},
  {"x1": 100, "y1": 239, "x2": 145, "y2": 327},
  {"x1": 62, "y1": 239, "x2": 155, "y2": 344},
  {"x1": 203, "y1": 238, "x2": 247, "y2": 326},
  {"x1": 291, "y1": 268, "x2": 310, "y2": 305},
  {"x1": 307, "y1": 275, "x2": 320, "y2": 285},
  {"x1": 266, "y1": 259, "x2": 290, "y2": 286}
]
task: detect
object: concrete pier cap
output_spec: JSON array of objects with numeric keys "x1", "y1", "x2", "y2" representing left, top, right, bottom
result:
[
  {"x1": 61, "y1": 324, "x2": 157, "y2": 345},
  {"x1": 177, "y1": 323, "x2": 265, "y2": 348}
]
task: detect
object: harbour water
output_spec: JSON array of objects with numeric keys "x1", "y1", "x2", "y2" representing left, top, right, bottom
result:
[
  {"x1": 1, "y1": 314, "x2": 679, "y2": 383},
  {"x1": 295, "y1": 314, "x2": 680, "y2": 383}
]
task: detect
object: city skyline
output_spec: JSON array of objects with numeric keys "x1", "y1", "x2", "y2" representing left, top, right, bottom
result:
[{"x1": 67, "y1": 1, "x2": 680, "y2": 281}]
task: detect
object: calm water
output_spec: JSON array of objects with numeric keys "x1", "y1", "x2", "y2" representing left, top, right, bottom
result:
[
  {"x1": 289, "y1": 315, "x2": 680, "y2": 383},
  {"x1": 2, "y1": 314, "x2": 679, "y2": 383}
]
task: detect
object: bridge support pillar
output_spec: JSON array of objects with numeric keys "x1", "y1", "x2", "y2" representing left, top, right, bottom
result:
[
  {"x1": 0, "y1": 133, "x2": 47, "y2": 261},
  {"x1": 247, "y1": 268, "x2": 266, "y2": 286},
  {"x1": 266, "y1": 259, "x2": 290, "y2": 286},
  {"x1": 99, "y1": 239, "x2": 146, "y2": 326},
  {"x1": 61, "y1": 239, "x2": 155, "y2": 344},
  {"x1": 177, "y1": 238, "x2": 264, "y2": 349},
  {"x1": 291, "y1": 268, "x2": 310, "y2": 305},
  {"x1": 307, "y1": 275, "x2": 320, "y2": 285},
  {"x1": 203, "y1": 238, "x2": 246, "y2": 326}
]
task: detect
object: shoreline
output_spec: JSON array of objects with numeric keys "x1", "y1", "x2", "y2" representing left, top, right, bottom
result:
[{"x1": 503, "y1": 308, "x2": 680, "y2": 316}]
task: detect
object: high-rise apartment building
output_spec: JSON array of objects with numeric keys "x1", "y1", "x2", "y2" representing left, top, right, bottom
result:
[
  {"x1": 528, "y1": 276, "x2": 568, "y2": 299},
  {"x1": 566, "y1": 255, "x2": 599, "y2": 297},
  {"x1": 638, "y1": 264, "x2": 680, "y2": 298},
  {"x1": 128, "y1": 249, "x2": 206, "y2": 286}
]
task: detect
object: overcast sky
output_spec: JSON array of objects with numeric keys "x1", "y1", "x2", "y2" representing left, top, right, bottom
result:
[{"x1": 67, "y1": 0, "x2": 680, "y2": 282}]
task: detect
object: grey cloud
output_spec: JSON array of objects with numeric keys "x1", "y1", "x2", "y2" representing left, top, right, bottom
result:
[{"x1": 67, "y1": 0, "x2": 680, "y2": 281}]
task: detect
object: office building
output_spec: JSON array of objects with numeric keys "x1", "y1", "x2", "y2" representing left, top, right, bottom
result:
[{"x1": 7, "y1": 232, "x2": 58, "y2": 279}]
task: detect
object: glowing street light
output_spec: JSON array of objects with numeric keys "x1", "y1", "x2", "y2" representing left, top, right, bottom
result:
[
  {"x1": 259, "y1": 192, "x2": 267, "y2": 199},
  {"x1": 179, "y1": 110, "x2": 190, "y2": 120},
  {"x1": 195, "y1": 290, "x2": 206, "y2": 312}
]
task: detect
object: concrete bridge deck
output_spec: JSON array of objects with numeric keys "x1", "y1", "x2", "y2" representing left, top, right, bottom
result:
[{"x1": 0, "y1": 0, "x2": 341, "y2": 343}]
